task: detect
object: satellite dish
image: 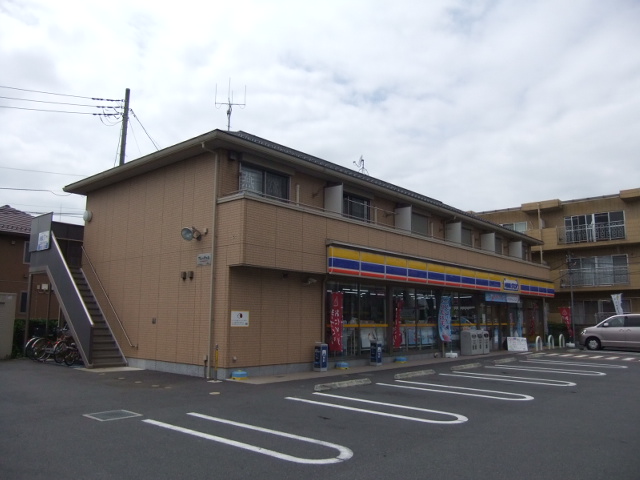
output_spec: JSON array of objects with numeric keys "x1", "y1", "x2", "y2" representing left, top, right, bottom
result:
[{"x1": 181, "y1": 227, "x2": 202, "y2": 241}]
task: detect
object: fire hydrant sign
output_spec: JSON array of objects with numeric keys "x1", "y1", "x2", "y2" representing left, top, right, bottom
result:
[
  {"x1": 506, "y1": 337, "x2": 528, "y2": 352},
  {"x1": 231, "y1": 311, "x2": 249, "y2": 327}
]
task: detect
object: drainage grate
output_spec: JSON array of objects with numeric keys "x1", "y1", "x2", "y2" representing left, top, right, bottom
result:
[{"x1": 83, "y1": 410, "x2": 142, "y2": 422}]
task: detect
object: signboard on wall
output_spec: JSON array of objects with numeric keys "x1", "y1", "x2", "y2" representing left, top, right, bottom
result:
[{"x1": 230, "y1": 311, "x2": 249, "y2": 327}]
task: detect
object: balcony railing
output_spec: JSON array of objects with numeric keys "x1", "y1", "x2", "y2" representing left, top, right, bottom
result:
[
  {"x1": 559, "y1": 266, "x2": 630, "y2": 288},
  {"x1": 560, "y1": 221, "x2": 625, "y2": 244}
]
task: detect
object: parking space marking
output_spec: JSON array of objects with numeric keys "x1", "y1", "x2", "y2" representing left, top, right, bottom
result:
[
  {"x1": 521, "y1": 359, "x2": 627, "y2": 369},
  {"x1": 379, "y1": 381, "x2": 533, "y2": 401},
  {"x1": 286, "y1": 393, "x2": 467, "y2": 424},
  {"x1": 486, "y1": 365, "x2": 606, "y2": 376},
  {"x1": 439, "y1": 372, "x2": 576, "y2": 387},
  {"x1": 143, "y1": 413, "x2": 353, "y2": 465}
]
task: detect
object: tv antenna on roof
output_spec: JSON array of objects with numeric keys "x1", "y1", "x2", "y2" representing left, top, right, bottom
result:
[
  {"x1": 353, "y1": 155, "x2": 369, "y2": 175},
  {"x1": 215, "y1": 79, "x2": 246, "y2": 131}
]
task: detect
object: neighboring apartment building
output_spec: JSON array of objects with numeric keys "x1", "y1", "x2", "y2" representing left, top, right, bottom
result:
[
  {"x1": 0, "y1": 205, "x2": 82, "y2": 327},
  {"x1": 51, "y1": 129, "x2": 554, "y2": 378},
  {"x1": 477, "y1": 189, "x2": 640, "y2": 338}
]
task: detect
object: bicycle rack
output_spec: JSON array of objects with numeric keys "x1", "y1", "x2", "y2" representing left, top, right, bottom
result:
[
  {"x1": 558, "y1": 334, "x2": 566, "y2": 348},
  {"x1": 547, "y1": 335, "x2": 555, "y2": 349},
  {"x1": 535, "y1": 336, "x2": 543, "y2": 351}
]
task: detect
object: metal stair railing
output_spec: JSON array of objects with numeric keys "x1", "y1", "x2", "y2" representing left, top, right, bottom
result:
[
  {"x1": 28, "y1": 233, "x2": 93, "y2": 366},
  {"x1": 81, "y1": 246, "x2": 137, "y2": 349}
]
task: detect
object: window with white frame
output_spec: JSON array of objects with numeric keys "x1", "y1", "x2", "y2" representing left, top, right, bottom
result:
[
  {"x1": 501, "y1": 221, "x2": 528, "y2": 233},
  {"x1": 564, "y1": 211, "x2": 625, "y2": 243},
  {"x1": 571, "y1": 254, "x2": 629, "y2": 286}
]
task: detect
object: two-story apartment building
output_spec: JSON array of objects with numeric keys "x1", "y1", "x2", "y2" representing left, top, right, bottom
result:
[
  {"x1": 477, "y1": 190, "x2": 640, "y2": 340},
  {"x1": 57, "y1": 130, "x2": 554, "y2": 378},
  {"x1": 1, "y1": 205, "x2": 84, "y2": 357}
]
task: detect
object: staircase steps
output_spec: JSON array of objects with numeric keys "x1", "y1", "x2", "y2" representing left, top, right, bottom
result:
[{"x1": 69, "y1": 268, "x2": 127, "y2": 368}]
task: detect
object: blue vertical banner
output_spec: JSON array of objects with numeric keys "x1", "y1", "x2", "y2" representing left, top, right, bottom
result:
[{"x1": 438, "y1": 295, "x2": 452, "y2": 342}]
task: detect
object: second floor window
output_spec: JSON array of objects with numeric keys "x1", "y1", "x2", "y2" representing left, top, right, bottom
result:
[
  {"x1": 501, "y1": 221, "x2": 527, "y2": 233},
  {"x1": 240, "y1": 164, "x2": 288, "y2": 200},
  {"x1": 343, "y1": 194, "x2": 370, "y2": 221}
]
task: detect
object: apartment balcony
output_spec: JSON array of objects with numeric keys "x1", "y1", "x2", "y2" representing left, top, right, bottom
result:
[
  {"x1": 529, "y1": 218, "x2": 640, "y2": 252},
  {"x1": 557, "y1": 266, "x2": 630, "y2": 290}
]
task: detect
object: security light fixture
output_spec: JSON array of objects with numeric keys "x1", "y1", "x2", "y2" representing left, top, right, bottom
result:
[{"x1": 181, "y1": 227, "x2": 202, "y2": 241}]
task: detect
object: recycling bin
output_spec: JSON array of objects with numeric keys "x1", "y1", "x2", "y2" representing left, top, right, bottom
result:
[
  {"x1": 314, "y1": 342, "x2": 328, "y2": 371},
  {"x1": 370, "y1": 341, "x2": 383, "y2": 366},
  {"x1": 481, "y1": 331, "x2": 491, "y2": 354},
  {"x1": 461, "y1": 330, "x2": 474, "y2": 355}
]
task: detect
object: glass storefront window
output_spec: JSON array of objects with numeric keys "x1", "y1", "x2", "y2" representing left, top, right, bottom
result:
[
  {"x1": 326, "y1": 280, "x2": 387, "y2": 357},
  {"x1": 392, "y1": 287, "x2": 438, "y2": 350}
]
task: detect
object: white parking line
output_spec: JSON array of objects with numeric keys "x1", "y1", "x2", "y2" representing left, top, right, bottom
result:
[
  {"x1": 379, "y1": 381, "x2": 533, "y2": 401},
  {"x1": 522, "y1": 359, "x2": 627, "y2": 369},
  {"x1": 486, "y1": 365, "x2": 606, "y2": 376},
  {"x1": 143, "y1": 413, "x2": 353, "y2": 465},
  {"x1": 439, "y1": 372, "x2": 576, "y2": 387},
  {"x1": 287, "y1": 393, "x2": 468, "y2": 424}
]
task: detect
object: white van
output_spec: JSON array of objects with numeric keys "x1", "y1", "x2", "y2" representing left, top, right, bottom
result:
[{"x1": 578, "y1": 314, "x2": 640, "y2": 351}]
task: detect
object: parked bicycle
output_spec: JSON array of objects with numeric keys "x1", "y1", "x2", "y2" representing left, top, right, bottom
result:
[
  {"x1": 25, "y1": 325, "x2": 73, "y2": 363},
  {"x1": 53, "y1": 341, "x2": 79, "y2": 366}
]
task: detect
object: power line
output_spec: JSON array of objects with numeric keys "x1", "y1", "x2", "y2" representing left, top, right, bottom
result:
[
  {"x1": 0, "y1": 166, "x2": 88, "y2": 177},
  {"x1": 0, "y1": 85, "x2": 121, "y2": 102},
  {"x1": 130, "y1": 109, "x2": 160, "y2": 151},
  {"x1": 0, "y1": 105, "x2": 120, "y2": 115},
  {"x1": 0, "y1": 187, "x2": 72, "y2": 196},
  {"x1": 0, "y1": 95, "x2": 119, "y2": 109}
]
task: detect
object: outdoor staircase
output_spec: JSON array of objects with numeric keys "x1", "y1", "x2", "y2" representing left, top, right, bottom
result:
[{"x1": 69, "y1": 268, "x2": 127, "y2": 368}]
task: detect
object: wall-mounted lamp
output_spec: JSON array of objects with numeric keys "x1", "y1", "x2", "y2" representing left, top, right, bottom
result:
[
  {"x1": 83, "y1": 210, "x2": 93, "y2": 223},
  {"x1": 181, "y1": 226, "x2": 204, "y2": 241},
  {"x1": 181, "y1": 271, "x2": 187, "y2": 281},
  {"x1": 188, "y1": 271, "x2": 194, "y2": 280},
  {"x1": 303, "y1": 277, "x2": 317, "y2": 286}
]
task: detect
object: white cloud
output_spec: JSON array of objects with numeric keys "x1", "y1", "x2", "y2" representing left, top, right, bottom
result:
[{"x1": 1, "y1": 0, "x2": 639, "y2": 223}]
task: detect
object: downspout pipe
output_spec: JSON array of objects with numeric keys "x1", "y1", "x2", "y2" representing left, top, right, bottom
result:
[{"x1": 201, "y1": 143, "x2": 219, "y2": 380}]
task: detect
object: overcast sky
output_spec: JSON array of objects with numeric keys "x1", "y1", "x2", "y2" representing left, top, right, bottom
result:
[{"x1": 2, "y1": 0, "x2": 639, "y2": 224}]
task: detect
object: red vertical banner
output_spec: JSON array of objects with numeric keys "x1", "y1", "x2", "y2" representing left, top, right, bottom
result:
[
  {"x1": 393, "y1": 299, "x2": 404, "y2": 349},
  {"x1": 329, "y1": 292, "x2": 344, "y2": 352},
  {"x1": 559, "y1": 307, "x2": 573, "y2": 338}
]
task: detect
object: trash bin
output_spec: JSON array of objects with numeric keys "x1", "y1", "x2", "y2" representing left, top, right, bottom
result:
[
  {"x1": 314, "y1": 342, "x2": 328, "y2": 371},
  {"x1": 370, "y1": 341, "x2": 382, "y2": 366},
  {"x1": 481, "y1": 331, "x2": 491, "y2": 354}
]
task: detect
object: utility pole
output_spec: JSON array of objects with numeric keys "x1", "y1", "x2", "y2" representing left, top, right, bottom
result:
[
  {"x1": 119, "y1": 88, "x2": 130, "y2": 166},
  {"x1": 567, "y1": 252, "x2": 576, "y2": 344}
]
